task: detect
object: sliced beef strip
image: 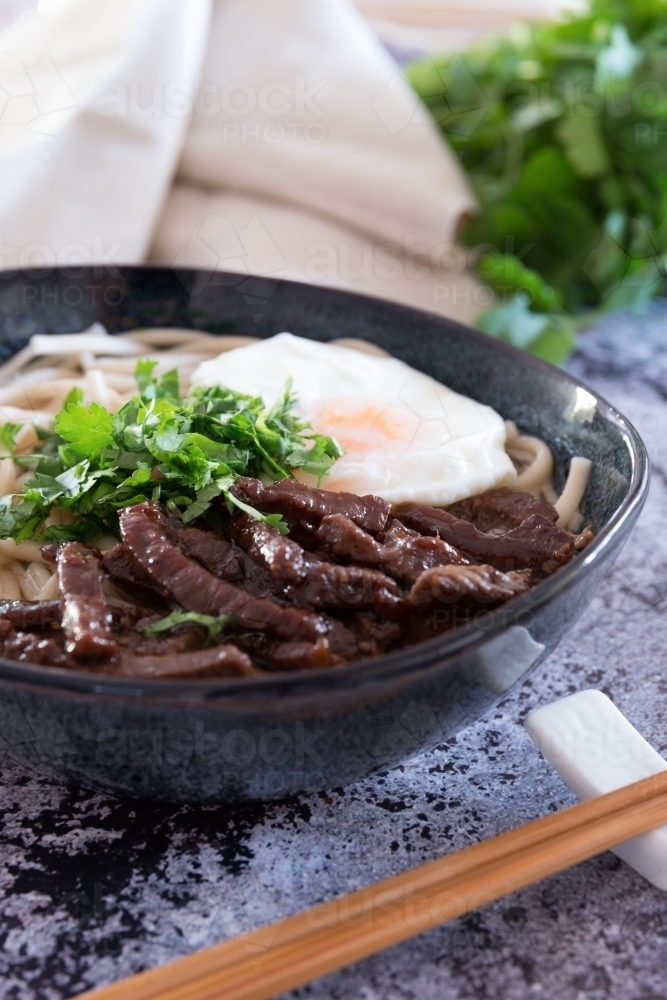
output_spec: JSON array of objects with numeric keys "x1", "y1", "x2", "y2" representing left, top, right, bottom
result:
[
  {"x1": 109, "y1": 604, "x2": 154, "y2": 630},
  {"x1": 574, "y1": 524, "x2": 595, "y2": 549},
  {"x1": 0, "y1": 620, "x2": 78, "y2": 670},
  {"x1": 316, "y1": 513, "x2": 382, "y2": 565},
  {"x1": 119, "y1": 502, "x2": 358, "y2": 668},
  {"x1": 115, "y1": 617, "x2": 211, "y2": 657},
  {"x1": 409, "y1": 564, "x2": 533, "y2": 607},
  {"x1": 112, "y1": 607, "x2": 260, "y2": 677},
  {"x1": 447, "y1": 488, "x2": 560, "y2": 533},
  {"x1": 395, "y1": 502, "x2": 574, "y2": 575},
  {"x1": 117, "y1": 643, "x2": 256, "y2": 679},
  {"x1": 0, "y1": 612, "x2": 255, "y2": 678},
  {"x1": 227, "y1": 513, "x2": 399, "y2": 612},
  {"x1": 0, "y1": 600, "x2": 60, "y2": 629},
  {"x1": 162, "y1": 513, "x2": 278, "y2": 598},
  {"x1": 501, "y1": 516, "x2": 580, "y2": 574},
  {"x1": 102, "y1": 545, "x2": 170, "y2": 611},
  {"x1": 455, "y1": 490, "x2": 593, "y2": 547},
  {"x1": 447, "y1": 487, "x2": 594, "y2": 560},
  {"x1": 58, "y1": 543, "x2": 118, "y2": 659},
  {"x1": 231, "y1": 633, "x2": 335, "y2": 672},
  {"x1": 119, "y1": 501, "x2": 323, "y2": 638},
  {"x1": 243, "y1": 622, "x2": 356, "y2": 671},
  {"x1": 316, "y1": 513, "x2": 470, "y2": 585},
  {"x1": 230, "y1": 477, "x2": 391, "y2": 535},
  {"x1": 351, "y1": 613, "x2": 402, "y2": 658}
]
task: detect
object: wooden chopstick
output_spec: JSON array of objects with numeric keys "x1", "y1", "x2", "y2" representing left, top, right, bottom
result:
[{"x1": 81, "y1": 770, "x2": 667, "y2": 1000}]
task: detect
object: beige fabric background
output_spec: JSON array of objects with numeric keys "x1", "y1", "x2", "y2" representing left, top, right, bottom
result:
[{"x1": 0, "y1": 0, "x2": 506, "y2": 322}]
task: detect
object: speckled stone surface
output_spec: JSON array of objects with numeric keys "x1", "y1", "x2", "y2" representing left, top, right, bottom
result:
[{"x1": 2, "y1": 308, "x2": 667, "y2": 1000}]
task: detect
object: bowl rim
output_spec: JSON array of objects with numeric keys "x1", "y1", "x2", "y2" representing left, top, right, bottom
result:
[{"x1": 0, "y1": 267, "x2": 650, "y2": 703}]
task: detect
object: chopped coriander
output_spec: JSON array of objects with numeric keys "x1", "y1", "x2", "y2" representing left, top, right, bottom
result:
[
  {"x1": 223, "y1": 490, "x2": 290, "y2": 535},
  {"x1": 0, "y1": 360, "x2": 343, "y2": 544},
  {"x1": 0, "y1": 422, "x2": 21, "y2": 457},
  {"x1": 137, "y1": 610, "x2": 231, "y2": 643},
  {"x1": 407, "y1": 0, "x2": 667, "y2": 363},
  {"x1": 55, "y1": 400, "x2": 115, "y2": 460}
]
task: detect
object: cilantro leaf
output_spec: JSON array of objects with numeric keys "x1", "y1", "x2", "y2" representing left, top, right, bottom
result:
[
  {"x1": 137, "y1": 610, "x2": 231, "y2": 643},
  {"x1": 224, "y1": 490, "x2": 290, "y2": 534},
  {"x1": 0, "y1": 422, "x2": 21, "y2": 457},
  {"x1": 181, "y1": 497, "x2": 212, "y2": 524},
  {"x1": 135, "y1": 360, "x2": 181, "y2": 401},
  {"x1": 55, "y1": 401, "x2": 115, "y2": 460},
  {"x1": 159, "y1": 368, "x2": 180, "y2": 399},
  {"x1": 287, "y1": 434, "x2": 344, "y2": 484},
  {"x1": 135, "y1": 359, "x2": 158, "y2": 394},
  {"x1": 407, "y1": 0, "x2": 667, "y2": 360},
  {"x1": 63, "y1": 387, "x2": 83, "y2": 408},
  {"x1": 0, "y1": 362, "x2": 342, "y2": 543}
]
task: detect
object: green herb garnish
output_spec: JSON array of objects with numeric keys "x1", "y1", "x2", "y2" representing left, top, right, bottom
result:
[
  {"x1": 137, "y1": 610, "x2": 231, "y2": 643},
  {"x1": 0, "y1": 364, "x2": 342, "y2": 544},
  {"x1": 223, "y1": 490, "x2": 291, "y2": 534},
  {"x1": 407, "y1": 0, "x2": 667, "y2": 363},
  {"x1": 0, "y1": 422, "x2": 21, "y2": 458}
]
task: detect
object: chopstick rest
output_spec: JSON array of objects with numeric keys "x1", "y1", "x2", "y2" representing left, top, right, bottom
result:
[{"x1": 525, "y1": 689, "x2": 667, "y2": 889}]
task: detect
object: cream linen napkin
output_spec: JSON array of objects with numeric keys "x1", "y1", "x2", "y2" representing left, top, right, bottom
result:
[
  {"x1": 0, "y1": 0, "x2": 486, "y2": 322},
  {"x1": 0, "y1": 0, "x2": 210, "y2": 266}
]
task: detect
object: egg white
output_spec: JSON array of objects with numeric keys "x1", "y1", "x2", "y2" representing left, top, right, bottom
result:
[{"x1": 190, "y1": 333, "x2": 517, "y2": 506}]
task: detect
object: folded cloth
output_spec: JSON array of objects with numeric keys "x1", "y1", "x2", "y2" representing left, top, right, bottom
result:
[
  {"x1": 176, "y1": 0, "x2": 475, "y2": 258},
  {"x1": 0, "y1": 0, "x2": 211, "y2": 265},
  {"x1": 0, "y1": 0, "x2": 484, "y2": 322},
  {"x1": 149, "y1": 185, "x2": 489, "y2": 322}
]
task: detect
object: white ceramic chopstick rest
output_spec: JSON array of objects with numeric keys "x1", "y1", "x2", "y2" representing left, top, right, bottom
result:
[{"x1": 524, "y1": 689, "x2": 667, "y2": 890}]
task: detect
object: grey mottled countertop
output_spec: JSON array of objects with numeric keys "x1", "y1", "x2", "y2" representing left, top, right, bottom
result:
[{"x1": 2, "y1": 308, "x2": 667, "y2": 1000}]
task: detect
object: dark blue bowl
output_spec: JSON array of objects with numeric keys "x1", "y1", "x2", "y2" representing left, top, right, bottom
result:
[{"x1": 0, "y1": 267, "x2": 648, "y2": 802}]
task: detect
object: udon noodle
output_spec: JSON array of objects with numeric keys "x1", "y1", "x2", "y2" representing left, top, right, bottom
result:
[
  {"x1": 504, "y1": 421, "x2": 591, "y2": 532},
  {"x1": 0, "y1": 324, "x2": 592, "y2": 602}
]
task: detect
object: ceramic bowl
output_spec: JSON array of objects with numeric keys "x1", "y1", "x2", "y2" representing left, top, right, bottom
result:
[{"x1": 0, "y1": 267, "x2": 649, "y2": 802}]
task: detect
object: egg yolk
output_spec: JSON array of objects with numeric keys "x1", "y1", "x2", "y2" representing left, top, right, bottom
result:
[{"x1": 310, "y1": 399, "x2": 420, "y2": 456}]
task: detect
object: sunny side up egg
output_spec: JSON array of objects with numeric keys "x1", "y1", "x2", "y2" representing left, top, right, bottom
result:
[{"x1": 190, "y1": 333, "x2": 517, "y2": 506}]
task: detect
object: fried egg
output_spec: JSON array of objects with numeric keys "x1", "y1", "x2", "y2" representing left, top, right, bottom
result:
[{"x1": 190, "y1": 333, "x2": 517, "y2": 505}]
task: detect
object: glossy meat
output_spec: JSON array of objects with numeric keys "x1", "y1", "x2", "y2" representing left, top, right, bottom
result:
[
  {"x1": 58, "y1": 543, "x2": 118, "y2": 659},
  {"x1": 163, "y1": 513, "x2": 278, "y2": 598},
  {"x1": 0, "y1": 480, "x2": 592, "y2": 678},
  {"x1": 118, "y1": 643, "x2": 256, "y2": 679},
  {"x1": 119, "y1": 502, "x2": 358, "y2": 668},
  {"x1": 228, "y1": 514, "x2": 399, "y2": 611},
  {"x1": 447, "y1": 488, "x2": 560, "y2": 533},
  {"x1": 317, "y1": 513, "x2": 470, "y2": 584},
  {"x1": 409, "y1": 564, "x2": 533, "y2": 607},
  {"x1": 231, "y1": 477, "x2": 391, "y2": 534},
  {"x1": 0, "y1": 619, "x2": 77, "y2": 669},
  {"x1": 0, "y1": 600, "x2": 60, "y2": 629},
  {"x1": 395, "y1": 500, "x2": 575, "y2": 575},
  {"x1": 102, "y1": 545, "x2": 170, "y2": 611}
]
